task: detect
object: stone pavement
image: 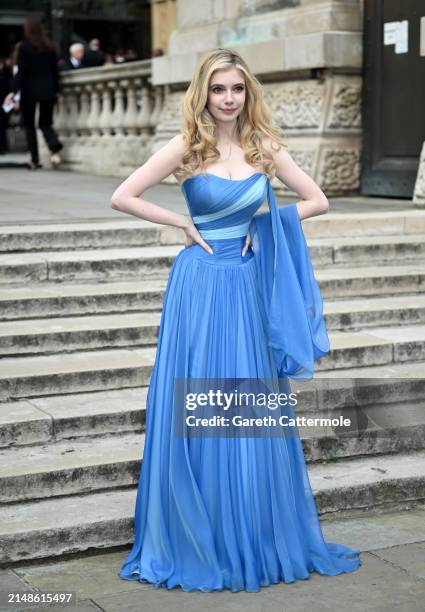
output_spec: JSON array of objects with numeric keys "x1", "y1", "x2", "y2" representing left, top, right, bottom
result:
[
  {"x1": 0, "y1": 164, "x2": 418, "y2": 227},
  {"x1": 1, "y1": 505, "x2": 424, "y2": 612}
]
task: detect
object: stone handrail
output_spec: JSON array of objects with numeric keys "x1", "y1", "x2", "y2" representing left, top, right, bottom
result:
[
  {"x1": 56, "y1": 60, "x2": 163, "y2": 138},
  {"x1": 46, "y1": 60, "x2": 166, "y2": 176}
]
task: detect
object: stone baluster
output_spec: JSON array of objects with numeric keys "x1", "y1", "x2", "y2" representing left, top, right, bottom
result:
[
  {"x1": 98, "y1": 82, "x2": 113, "y2": 136},
  {"x1": 111, "y1": 80, "x2": 125, "y2": 136},
  {"x1": 122, "y1": 79, "x2": 139, "y2": 136},
  {"x1": 86, "y1": 83, "x2": 102, "y2": 137},
  {"x1": 150, "y1": 84, "x2": 164, "y2": 128},
  {"x1": 67, "y1": 88, "x2": 80, "y2": 142},
  {"x1": 77, "y1": 86, "x2": 90, "y2": 136},
  {"x1": 54, "y1": 92, "x2": 67, "y2": 137},
  {"x1": 53, "y1": 59, "x2": 154, "y2": 175},
  {"x1": 137, "y1": 79, "x2": 153, "y2": 133}
]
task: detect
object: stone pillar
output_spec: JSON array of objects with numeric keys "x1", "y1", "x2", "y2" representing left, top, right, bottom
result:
[
  {"x1": 413, "y1": 142, "x2": 425, "y2": 208},
  {"x1": 152, "y1": 0, "x2": 177, "y2": 54}
]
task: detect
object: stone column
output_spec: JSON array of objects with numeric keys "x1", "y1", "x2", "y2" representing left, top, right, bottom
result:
[{"x1": 413, "y1": 142, "x2": 425, "y2": 208}]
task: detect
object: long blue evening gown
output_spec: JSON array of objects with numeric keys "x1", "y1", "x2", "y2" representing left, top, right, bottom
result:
[{"x1": 118, "y1": 172, "x2": 362, "y2": 592}]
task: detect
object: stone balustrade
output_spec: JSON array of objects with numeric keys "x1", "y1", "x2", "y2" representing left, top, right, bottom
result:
[
  {"x1": 41, "y1": 60, "x2": 165, "y2": 177},
  {"x1": 38, "y1": 55, "x2": 363, "y2": 196}
]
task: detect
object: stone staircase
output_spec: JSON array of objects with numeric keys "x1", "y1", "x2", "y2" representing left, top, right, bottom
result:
[{"x1": 1, "y1": 209, "x2": 425, "y2": 566}]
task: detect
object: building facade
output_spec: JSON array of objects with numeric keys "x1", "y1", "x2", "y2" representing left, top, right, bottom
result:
[{"x1": 6, "y1": 0, "x2": 423, "y2": 202}]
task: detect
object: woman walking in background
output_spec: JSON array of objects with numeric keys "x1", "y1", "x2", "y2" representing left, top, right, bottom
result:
[{"x1": 4, "y1": 15, "x2": 63, "y2": 170}]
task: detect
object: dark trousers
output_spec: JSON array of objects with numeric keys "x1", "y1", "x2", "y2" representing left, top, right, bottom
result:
[
  {"x1": 0, "y1": 108, "x2": 9, "y2": 153},
  {"x1": 20, "y1": 98, "x2": 63, "y2": 163}
]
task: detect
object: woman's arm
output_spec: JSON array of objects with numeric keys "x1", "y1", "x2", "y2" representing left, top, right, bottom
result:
[
  {"x1": 110, "y1": 134, "x2": 189, "y2": 228},
  {"x1": 267, "y1": 140, "x2": 330, "y2": 221},
  {"x1": 110, "y1": 134, "x2": 214, "y2": 254}
]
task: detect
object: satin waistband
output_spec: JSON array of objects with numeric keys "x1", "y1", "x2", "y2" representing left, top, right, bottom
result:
[{"x1": 188, "y1": 236, "x2": 254, "y2": 266}]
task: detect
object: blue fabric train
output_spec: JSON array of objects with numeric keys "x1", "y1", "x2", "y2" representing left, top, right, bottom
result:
[{"x1": 118, "y1": 171, "x2": 362, "y2": 592}]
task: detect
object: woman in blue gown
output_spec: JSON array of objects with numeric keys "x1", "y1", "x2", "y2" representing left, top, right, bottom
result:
[{"x1": 111, "y1": 47, "x2": 362, "y2": 593}]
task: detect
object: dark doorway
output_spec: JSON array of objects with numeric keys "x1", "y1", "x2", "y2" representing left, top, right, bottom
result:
[{"x1": 362, "y1": 0, "x2": 425, "y2": 197}]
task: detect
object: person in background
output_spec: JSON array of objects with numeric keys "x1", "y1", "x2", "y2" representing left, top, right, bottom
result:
[
  {"x1": 82, "y1": 38, "x2": 105, "y2": 68},
  {"x1": 4, "y1": 15, "x2": 63, "y2": 169},
  {"x1": 124, "y1": 48, "x2": 137, "y2": 62},
  {"x1": 63, "y1": 42, "x2": 84, "y2": 70},
  {"x1": 113, "y1": 49, "x2": 126, "y2": 64},
  {"x1": 0, "y1": 55, "x2": 13, "y2": 154}
]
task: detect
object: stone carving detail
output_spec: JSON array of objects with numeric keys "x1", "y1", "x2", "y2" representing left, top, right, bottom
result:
[
  {"x1": 288, "y1": 149, "x2": 315, "y2": 175},
  {"x1": 328, "y1": 83, "x2": 362, "y2": 129},
  {"x1": 263, "y1": 82, "x2": 324, "y2": 128},
  {"x1": 321, "y1": 149, "x2": 361, "y2": 192}
]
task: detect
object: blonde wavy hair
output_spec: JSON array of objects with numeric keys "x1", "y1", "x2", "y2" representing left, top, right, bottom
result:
[{"x1": 176, "y1": 48, "x2": 287, "y2": 180}]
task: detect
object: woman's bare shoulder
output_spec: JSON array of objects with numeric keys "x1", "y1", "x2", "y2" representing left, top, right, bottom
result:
[
  {"x1": 260, "y1": 134, "x2": 283, "y2": 157},
  {"x1": 169, "y1": 133, "x2": 191, "y2": 182},
  {"x1": 168, "y1": 133, "x2": 187, "y2": 155}
]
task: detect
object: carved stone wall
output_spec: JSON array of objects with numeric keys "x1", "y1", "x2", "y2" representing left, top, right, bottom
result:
[{"x1": 155, "y1": 72, "x2": 362, "y2": 196}]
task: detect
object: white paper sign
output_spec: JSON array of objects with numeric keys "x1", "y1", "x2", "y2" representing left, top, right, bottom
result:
[
  {"x1": 384, "y1": 22, "x2": 398, "y2": 45},
  {"x1": 395, "y1": 20, "x2": 408, "y2": 53},
  {"x1": 383, "y1": 20, "x2": 409, "y2": 54}
]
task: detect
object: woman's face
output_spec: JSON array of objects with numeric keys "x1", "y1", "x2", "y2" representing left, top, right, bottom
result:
[{"x1": 206, "y1": 67, "x2": 246, "y2": 124}]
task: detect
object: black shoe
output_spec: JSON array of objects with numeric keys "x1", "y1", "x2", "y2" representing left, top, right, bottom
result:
[{"x1": 27, "y1": 161, "x2": 42, "y2": 170}]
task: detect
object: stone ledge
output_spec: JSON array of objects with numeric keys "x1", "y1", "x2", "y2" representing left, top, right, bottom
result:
[{"x1": 152, "y1": 32, "x2": 362, "y2": 85}]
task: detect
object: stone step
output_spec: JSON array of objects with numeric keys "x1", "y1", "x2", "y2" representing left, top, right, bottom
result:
[
  {"x1": 315, "y1": 359, "x2": 425, "y2": 379},
  {"x1": 1, "y1": 268, "x2": 425, "y2": 324},
  {"x1": 300, "y1": 401, "x2": 425, "y2": 461},
  {"x1": 2, "y1": 237, "x2": 425, "y2": 285},
  {"x1": 308, "y1": 233, "x2": 425, "y2": 266},
  {"x1": 1, "y1": 449, "x2": 424, "y2": 564},
  {"x1": 0, "y1": 432, "x2": 144, "y2": 504},
  {"x1": 317, "y1": 323, "x2": 425, "y2": 371},
  {"x1": 318, "y1": 263, "x2": 425, "y2": 298},
  {"x1": 2, "y1": 296, "x2": 425, "y2": 356},
  {"x1": 0, "y1": 279, "x2": 167, "y2": 321},
  {"x1": 0, "y1": 388, "x2": 148, "y2": 449},
  {"x1": 0, "y1": 246, "x2": 181, "y2": 285},
  {"x1": 0, "y1": 312, "x2": 161, "y2": 356},
  {"x1": 324, "y1": 294, "x2": 425, "y2": 330},
  {"x1": 1, "y1": 324, "x2": 425, "y2": 400},
  {"x1": 0, "y1": 347, "x2": 157, "y2": 401},
  {"x1": 300, "y1": 209, "x2": 425, "y2": 238},
  {"x1": 2, "y1": 376, "x2": 425, "y2": 450},
  {"x1": 0, "y1": 220, "x2": 182, "y2": 252},
  {"x1": 1, "y1": 211, "x2": 425, "y2": 252},
  {"x1": 1, "y1": 402, "x2": 424, "y2": 504}
]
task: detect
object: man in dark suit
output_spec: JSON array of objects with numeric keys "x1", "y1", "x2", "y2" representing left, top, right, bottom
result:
[{"x1": 82, "y1": 39, "x2": 105, "y2": 68}]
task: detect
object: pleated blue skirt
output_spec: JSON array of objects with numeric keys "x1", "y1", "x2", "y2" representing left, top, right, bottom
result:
[{"x1": 118, "y1": 236, "x2": 362, "y2": 592}]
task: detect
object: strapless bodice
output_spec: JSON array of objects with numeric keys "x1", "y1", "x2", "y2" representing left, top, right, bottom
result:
[
  {"x1": 181, "y1": 172, "x2": 268, "y2": 240},
  {"x1": 179, "y1": 169, "x2": 330, "y2": 381}
]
